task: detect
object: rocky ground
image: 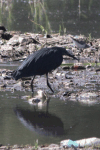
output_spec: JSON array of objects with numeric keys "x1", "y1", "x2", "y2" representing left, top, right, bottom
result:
[
  {"x1": 1, "y1": 30, "x2": 100, "y2": 149},
  {"x1": 0, "y1": 30, "x2": 100, "y2": 62},
  {"x1": 0, "y1": 143, "x2": 100, "y2": 150},
  {"x1": 0, "y1": 31, "x2": 100, "y2": 100}
]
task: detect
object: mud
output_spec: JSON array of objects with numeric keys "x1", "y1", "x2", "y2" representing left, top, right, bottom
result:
[{"x1": 0, "y1": 32, "x2": 100, "y2": 102}]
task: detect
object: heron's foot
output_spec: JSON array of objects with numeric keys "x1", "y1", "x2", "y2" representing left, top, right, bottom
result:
[
  {"x1": 47, "y1": 82, "x2": 54, "y2": 93},
  {"x1": 32, "y1": 92, "x2": 34, "y2": 98}
]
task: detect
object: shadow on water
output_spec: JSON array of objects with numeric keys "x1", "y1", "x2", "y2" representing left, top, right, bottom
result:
[
  {"x1": 14, "y1": 106, "x2": 64, "y2": 137},
  {"x1": 1, "y1": 89, "x2": 100, "y2": 145},
  {"x1": 14, "y1": 98, "x2": 100, "y2": 141}
]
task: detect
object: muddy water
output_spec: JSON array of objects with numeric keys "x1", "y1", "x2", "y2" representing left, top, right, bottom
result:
[{"x1": 0, "y1": 62, "x2": 100, "y2": 145}]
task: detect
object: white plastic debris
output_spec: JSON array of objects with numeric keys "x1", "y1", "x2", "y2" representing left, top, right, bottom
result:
[
  {"x1": 60, "y1": 139, "x2": 79, "y2": 148},
  {"x1": 60, "y1": 137, "x2": 100, "y2": 148}
]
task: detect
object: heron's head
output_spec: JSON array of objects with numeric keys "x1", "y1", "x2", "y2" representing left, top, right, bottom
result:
[
  {"x1": 62, "y1": 48, "x2": 79, "y2": 60},
  {"x1": 62, "y1": 49, "x2": 71, "y2": 55}
]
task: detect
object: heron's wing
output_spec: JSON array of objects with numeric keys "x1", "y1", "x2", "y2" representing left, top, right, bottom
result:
[
  {"x1": 17, "y1": 53, "x2": 35, "y2": 71},
  {"x1": 18, "y1": 48, "x2": 63, "y2": 74},
  {"x1": 17, "y1": 47, "x2": 52, "y2": 70},
  {"x1": 31, "y1": 48, "x2": 63, "y2": 74},
  {"x1": 39, "y1": 49, "x2": 63, "y2": 71},
  {"x1": 14, "y1": 47, "x2": 63, "y2": 77}
]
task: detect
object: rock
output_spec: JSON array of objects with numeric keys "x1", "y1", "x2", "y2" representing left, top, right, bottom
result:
[
  {"x1": 20, "y1": 37, "x2": 40, "y2": 45},
  {"x1": 0, "y1": 146, "x2": 8, "y2": 149},
  {"x1": 0, "y1": 45, "x2": 13, "y2": 51},
  {"x1": 48, "y1": 144, "x2": 60, "y2": 148},
  {"x1": 40, "y1": 144, "x2": 60, "y2": 150},
  {"x1": 0, "y1": 84, "x2": 7, "y2": 89},
  {"x1": 18, "y1": 36, "x2": 24, "y2": 43},
  {"x1": 62, "y1": 66, "x2": 70, "y2": 70},
  {"x1": 13, "y1": 81, "x2": 22, "y2": 91},
  {"x1": 96, "y1": 68, "x2": 100, "y2": 72},
  {"x1": 77, "y1": 92, "x2": 99, "y2": 105},
  {"x1": 12, "y1": 144, "x2": 19, "y2": 149},
  {"x1": 1, "y1": 33, "x2": 13, "y2": 40},
  {"x1": 65, "y1": 74, "x2": 73, "y2": 79},
  {"x1": 15, "y1": 45, "x2": 27, "y2": 53},
  {"x1": 63, "y1": 91, "x2": 71, "y2": 96},
  {"x1": 28, "y1": 43, "x2": 36, "y2": 53},
  {"x1": 3, "y1": 75, "x2": 12, "y2": 80},
  {"x1": 7, "y1": 35, "x2": 19, "y2": 46}
]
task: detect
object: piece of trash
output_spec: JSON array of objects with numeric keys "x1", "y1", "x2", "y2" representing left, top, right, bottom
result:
[
  {"x1": 61, "y1": 139, "x2": 79, "y2": 148},
  {"x1": 72, "y1": 63, "x2": 86, "y2": 70},
  {"x1": 60, "y1": 137, "x2": 100, "y2": 148}
]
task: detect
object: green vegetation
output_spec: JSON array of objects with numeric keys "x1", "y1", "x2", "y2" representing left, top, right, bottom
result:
[
  {"x1": 88, "y1": 33, "x2": 92, "y2": 41},
  {"x1": 0, "y1": 0, "x2": 97, "y2": 36},
  {"x1": 61, "y1": 62, "x2": 100, "y2": 67},
  {"x1": 28, "y1": 0, "x2": 52, "y2": 34},
  {"x1": 59, "y1": 25, "x2": 61, "y2": 35},
  {"x1": 34, "y1": 139, "x2": 38, "y2": 150}
]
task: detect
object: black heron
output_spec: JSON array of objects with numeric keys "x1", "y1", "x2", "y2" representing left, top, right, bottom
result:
[
  {"x1": 71, "y1": 36, "x2": 92, "y2": 49},
  {"x1": 12, "y1": 47, "x2": 78, "y2": 93},
  {"x1": 0, "y1": 26, "x2": 6, "y2": 32},
  {"x1": 71, "y1": 37, "x2": 86, "y2": 48}
]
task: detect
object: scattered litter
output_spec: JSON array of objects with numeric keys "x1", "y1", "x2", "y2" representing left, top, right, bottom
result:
[{"x1": 60, "y1": 137, "x2": 100, "y2": 148}]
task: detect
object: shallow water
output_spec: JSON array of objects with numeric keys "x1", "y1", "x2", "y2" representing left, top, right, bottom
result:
[
  {"x1": 1, "y1": 90, "x2": 100, "y2": 146},
  {"x1": 0, "y1": 62, "x2": 100, "y2": 145}
]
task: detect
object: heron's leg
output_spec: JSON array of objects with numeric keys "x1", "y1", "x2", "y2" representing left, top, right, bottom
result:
[
  {"x1": 31, "y1": 76, "x2": 35, "y2": 96},
  {"x1": 46, "y1": 73, "x2": 54, "y2": 93}
]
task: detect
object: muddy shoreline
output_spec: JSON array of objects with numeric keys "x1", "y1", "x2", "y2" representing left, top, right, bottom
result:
[
  {"x1": 0, "y1": 142, "x2": 100, "y2": 150},
  {"x1": 0, "y1": 31, "x2": 99, "y2": 62},
  {"x1": 0, "y1": 31, "x2": 100, "y2": 100}
]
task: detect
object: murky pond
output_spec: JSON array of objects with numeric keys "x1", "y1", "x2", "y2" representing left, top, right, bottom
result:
[
  {"x1": 0, "y1": 61, "x2": 100, "y2": 146},
  {"x1": 0, "y1": 0, "x2": 100, "y2": 146}
]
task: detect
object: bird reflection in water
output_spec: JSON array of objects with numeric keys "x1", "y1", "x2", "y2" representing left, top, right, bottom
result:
[{"x1": 14, "y1": 105, "x2": 64, "y2": 136}]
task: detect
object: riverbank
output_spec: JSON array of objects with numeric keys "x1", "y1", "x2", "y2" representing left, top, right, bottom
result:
[
  {"x1": 0, "y1": 143, "x2": 100, "y2": 150},
  {"x1": 0, "y1": 31, "x2": 99, "y2": 63},
  {"x1": 0, "y1": 31, "x2": 100, "y2": 100}
]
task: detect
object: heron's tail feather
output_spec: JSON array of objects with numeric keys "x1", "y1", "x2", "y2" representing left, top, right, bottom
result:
[{"x1": 11, "y1": 70, "x2": 21, "y2": 80}]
